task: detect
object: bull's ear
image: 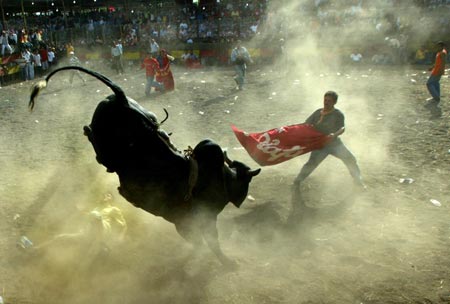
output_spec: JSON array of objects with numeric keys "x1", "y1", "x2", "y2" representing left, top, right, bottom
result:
[
  {"x1": 83, "y1": 125, "x2": 92, "y2": 136},
  {"x1": 248, "y1": 168, "x2": 261, "y2": 177}
]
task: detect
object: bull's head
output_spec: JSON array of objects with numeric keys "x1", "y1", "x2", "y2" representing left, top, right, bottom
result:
[
  {"x1": 29, "y1": 66, "x2": 176, "y2": 174},
  {"x1": 224, "y1": 150, "x2": 261, "y2": 207}
]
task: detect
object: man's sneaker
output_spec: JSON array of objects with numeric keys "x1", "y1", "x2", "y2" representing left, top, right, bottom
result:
[{"x1": 424, "y1": 98, "x2": 440, "y2": 108}]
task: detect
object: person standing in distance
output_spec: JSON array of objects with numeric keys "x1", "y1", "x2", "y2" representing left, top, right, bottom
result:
[
  {"x1": 150, "y1": 38, "x2": 159, "y2": 56},
  {"x1": 425, "y1": 41, "x2": 447, "y2": 112},
  {"x1": 141, "y1": 51, "x2": 164, "y2": 96},
  {"x1": 293, "y1": 91, "x2": 366, "y2": 190},
  {"x1": 230, "y1": 40, "x2": 253, "y2": 90},
  {"x1": 68, "y1": 51, "x2": 86, "y2": 85}
]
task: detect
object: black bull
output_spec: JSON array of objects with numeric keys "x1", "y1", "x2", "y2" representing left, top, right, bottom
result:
[{"x1": 29, "y1": 66, "x2": 261, "y2": 265}]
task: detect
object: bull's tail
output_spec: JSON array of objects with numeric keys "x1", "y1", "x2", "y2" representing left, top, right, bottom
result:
[{"x1": 29, "y1": 66, "x2": 127, "y2": 111}]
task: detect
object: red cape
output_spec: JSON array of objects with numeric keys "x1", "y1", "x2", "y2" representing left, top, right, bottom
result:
[{"x1": 231, "y1": 124, "x2": 332, "y2": 166}]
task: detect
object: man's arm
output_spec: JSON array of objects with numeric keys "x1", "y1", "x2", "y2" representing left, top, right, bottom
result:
[
  {"x1": 329, "y1": 127, "x2": 345, "y2": 138},
  {"x1": 230, "y1": 49, "x2": 237, "y2": 62}
]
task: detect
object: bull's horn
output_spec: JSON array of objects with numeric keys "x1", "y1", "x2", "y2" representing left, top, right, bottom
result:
[
  {"x1": 248, "y1": 168, "x2": 261, "y2": 176},
  {"x1": 223, "y1": 150, "x2": 233, "y2": 165},
  {"x1": 29, "y1": 66, "x2": 127, "y2": 111},
  {"x1": 160, "y1": 108, "x2": 169, "y2": 125}
]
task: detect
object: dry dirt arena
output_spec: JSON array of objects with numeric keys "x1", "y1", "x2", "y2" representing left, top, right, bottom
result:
[{"x1": 0, "y1": 60, "x2": 449, "y2": 304}]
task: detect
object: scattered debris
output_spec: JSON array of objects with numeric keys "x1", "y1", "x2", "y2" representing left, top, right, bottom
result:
[
  {"x1": 430, "y1": 199, "x2": 441, "y2": 207},
  {"x1": 18, "y1": 236, "x2": 33, "y2": 249},
  {"x1": 198, "y1": 111, "x2": 204, "y2": 115},
  {"x1": 399, "y1": 178, "x2": 414, "y2": 184},
  {"x1": 247, "y1": 195, "x2": 255, "y2": 201}
]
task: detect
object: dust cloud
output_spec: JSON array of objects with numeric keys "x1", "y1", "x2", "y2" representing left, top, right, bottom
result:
[{"x1": 2, "y1": 1, "x2": 450, "y2": 303}]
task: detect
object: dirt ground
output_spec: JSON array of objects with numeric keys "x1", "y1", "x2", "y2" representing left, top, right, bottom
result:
[{"x1": 0, "y1": 59, "x2": 449, "y2": 304}]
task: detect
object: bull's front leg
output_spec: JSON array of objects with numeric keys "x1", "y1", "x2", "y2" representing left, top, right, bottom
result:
[{"x1": 202, "y1": 215, "x2": 238, "y2": 269}]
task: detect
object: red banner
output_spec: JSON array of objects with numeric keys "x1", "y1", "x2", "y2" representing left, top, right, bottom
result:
[{"x1": 231, "y1": 124, "x2": 332, "y2": 166}]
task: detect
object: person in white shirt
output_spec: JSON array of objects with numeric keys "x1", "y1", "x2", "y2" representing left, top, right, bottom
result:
[
  {"x1": 47, "y1": 47, "x2": 56, "y2": 68},
  {"x1": 111, "y1": 40, "x2": 124, "y2": 74},
  {"x1": 1, "y1": 31, "x2": 13, "y2": 56},
  {"x1": 32, "y1": 49, "x2": 42, "y2": 76},
  {"x1": 68, "y1": 51, "x2": 86, "y2": 85},
  {"x1": 21, "y1": 48, "x2": 34, "y2": 80},
  {"x1": 150, "y1": 38, "x2": 159, "y2": 56}
]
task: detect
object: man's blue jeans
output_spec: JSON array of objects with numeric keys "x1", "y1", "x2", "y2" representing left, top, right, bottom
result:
[
  {"x1": 145, "y1": 75, "x2": 164, "y2": 96},
  {"x1": 295, "y1": 141, "x2": 362, "y2": 185},
  {"x1": 426, "y1": 75, "x2": 441, "y2": 102},
  {"x1": 234, "y1": 64, "x2": 246, "y2": 89}
]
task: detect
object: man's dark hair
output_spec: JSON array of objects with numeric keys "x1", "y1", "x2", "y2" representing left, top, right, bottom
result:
[
  {"x1": 324, "y1": 91, "x2": 338, "y2": 102},
  {"x1": 437, "y1": 41, "x2": 446, "y2": 47}
]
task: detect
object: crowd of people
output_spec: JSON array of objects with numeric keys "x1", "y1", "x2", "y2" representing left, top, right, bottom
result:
[{"x1": 0, "y1": 0, "x2": 448, "y2": 86}]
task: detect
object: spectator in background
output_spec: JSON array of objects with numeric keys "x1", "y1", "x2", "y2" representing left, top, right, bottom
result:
[
  {"x1": 111, "y1": 40, "x2": 124, "y2": 75},
  {"x1": 9, "y1": 29, "x2": 17, "y2": 46},
  {"x1": 150, "y1": 38, "x2": 159, "y2": 56},
  {"x1": 21, "y1": 48, "x2": 34, "y2": 81},
  {"x1": 68, "y1": 51, "x2": 86, "y2": 85},
  {"x1": 141, "y1": 51, "x2": 164, "y2": 96},
  {"x1": 414, "y1": 45, "x2": 427, "y2": 64},
  {"x1": 1, "y1": 31, "x2": 13, "y2": 56},
  {"x1": 425, "y1": 41, "x2": 447, "y2": 114},
  {"x1": 32, "y1": 49, "x2": 42, "y2": 77},
  {"x1": 230, "y1": 40, "x2": 253, "y2": 90},
  {"x1": 66, "y1": 42, "x2": 74, "y2": 56},
  {"x1": 47, "y1": 47, "x2": 56, "y2": 68},
  {"x1": 40, "y1": 45, "x2": 49, "y2": 72},
  {"x1": 156, "y1": 49, "x2": 175, "y2": 91},
  {"x1": 182, "y1": 49, "x2": 201, "y2": 68},
  {"x1": 350, "y1": 52, "x2": 363, "y2": 63}
]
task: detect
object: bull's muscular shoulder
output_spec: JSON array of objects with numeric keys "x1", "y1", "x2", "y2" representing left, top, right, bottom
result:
[{"x1": 193, "y1": 139, "x2": 224, "y2": 167}]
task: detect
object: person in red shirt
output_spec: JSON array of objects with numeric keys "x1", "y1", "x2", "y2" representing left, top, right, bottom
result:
[
  {"x1": 425, "y1": 41, "x2": 447, "y2": 111},
  {"x1": 141, "y1": 51, "x2": 164, "y2": 96},
  {"x1": 39, "y1": 45, "x2": 49, "y2": 72}
]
